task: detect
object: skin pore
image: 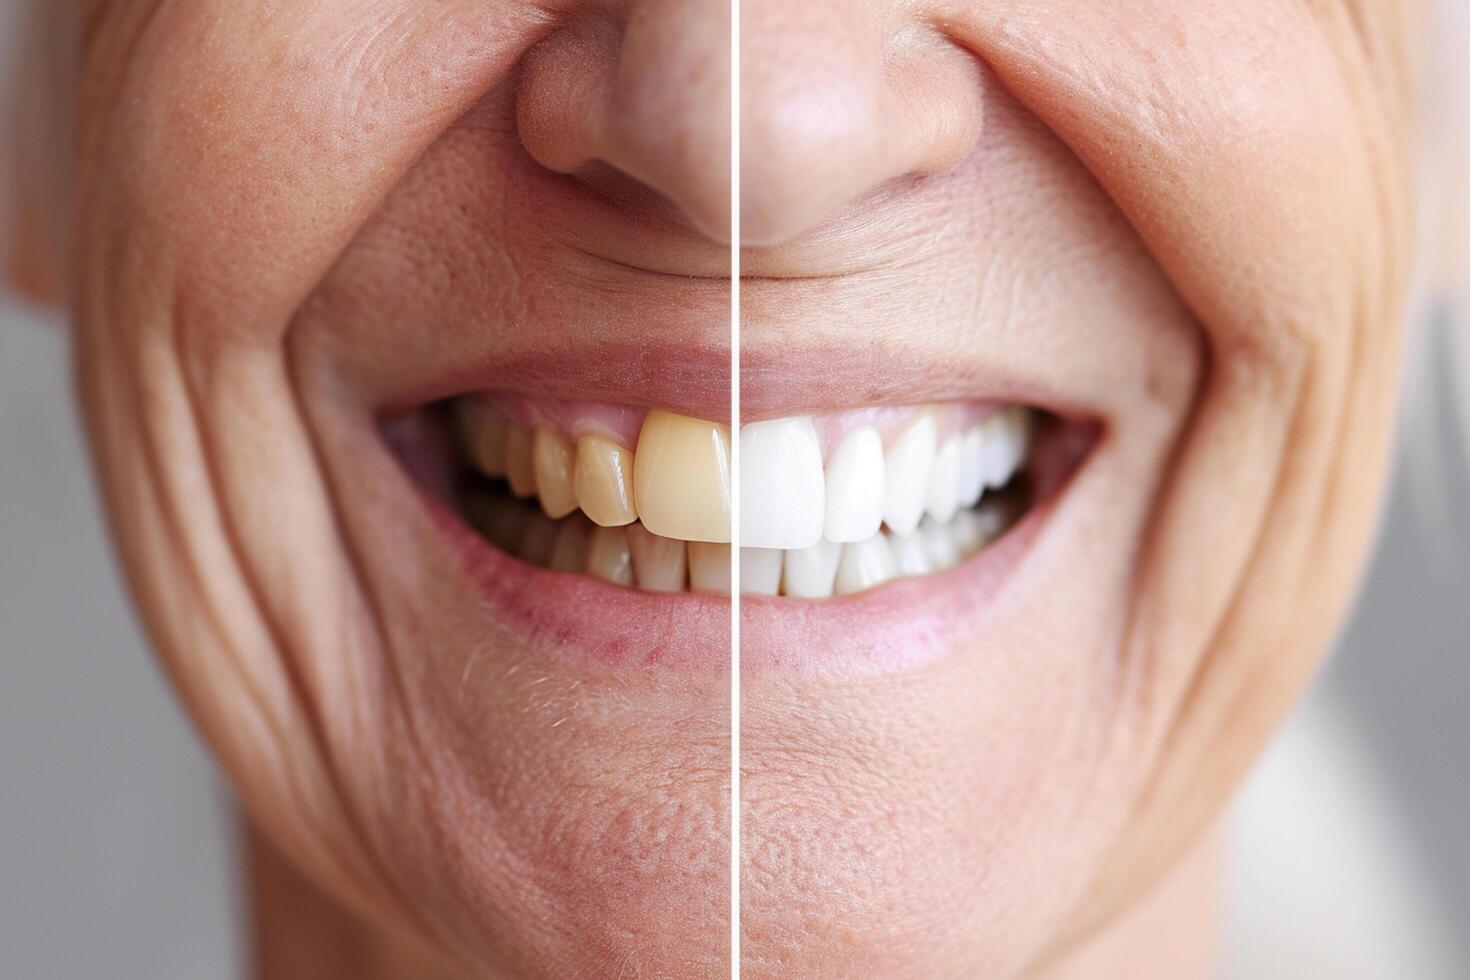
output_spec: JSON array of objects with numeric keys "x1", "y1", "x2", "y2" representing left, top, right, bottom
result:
[{"x1": 7, "y1": 1, "x2": 1420, "y2": 977}]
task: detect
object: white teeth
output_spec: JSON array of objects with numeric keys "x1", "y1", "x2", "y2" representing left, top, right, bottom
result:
[
  {"x1": 626, "y1": 523, "x2": 688, "y2": 592},
  {"x1": 917, "y1": 516, "x2": 961, "y2": 572},
  {"x1": 739, "y1": 417, "x2": 826, "y2": 550},
  {"x1": 834, "y1": 534, "x2": 898, "y2": 596},
  {"x1": 959, "y1": 426, "x2": 987, "y2": 508},
  {"x1": 882, "y1": 412, "x2": 938, "y2": 537},
  {"x1": 822, "y1": 426, "x2": 885, "y2": 543},
  {"x1": 739, "y1": 547, "x2": 784, "y2": 596},
  {"x1": 688, "y1": 542, "x2": 732, "y2": 595},
  {"x1": 782, "y1": 538, "x2": 842, "y2": 599},
  {"x1": 890, "y1": 531, "x2": 933, "y2": 578},
  {"x1": 924, "y1": 436, "x2": 964, "y2": 524},
  {"x1": 982, "y1": 408, "x2": 1029, "y2": 488}
]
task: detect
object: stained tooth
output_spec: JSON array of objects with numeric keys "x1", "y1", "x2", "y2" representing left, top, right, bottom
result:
[
  {"x1": 533, "y1": 427, "x2": 579, "y2": 519},
  {"x1": 585, "y1": 525, "x2": 635, "y2": 586},
  {"x1": 823, "y1": 426, "x2": 885, "y2": 543},
  {"x1": 783, "y1": 538, "x2": 842, "y2": 598},
  {"x1": 890, "y1": 531, "x2": 933, "y2": 578},
  {"x1": 959, "y1": 426, "x2": 987, "y2": 508},
  {"x1": 689, "y1": 542, "x2": 733, "y2": 595},
  {"x1": 515, "y1": 510, "x2": 558, "y2": 566},
  {"x1": 547, "y1": 516, "x2": 591, "y2": 572},
  {"x1": 739, "y1": 547, "x2": 783, "y2": 595},
  {"x1": 626, "y1": 522, "x2": 689, "y2": 592},
  {"x1": 479, "y1": 496, "x2": 528, "y2": 552},
  {"x1": 882, "y1": 412, "x2": 937, "y2": 537},
  {"x1": 834, "y1": 534, "x2": 897, "y2": 595},
  {"x1": 739, "y1": 416, "x2": 825, "y2": 550},
  {"x1": 925, "y1": 436, "x2": 964, "y2": 524},
  {"x1": 504, "y1": 421, "x2": 538, "y2": 498},
  {"x1": 457, "y1": 401, "x2": 508, "y2": 476},
  {"x1": 574, "y1": 435, "x2": 638, "y2": 527},
  {"x1": 918, "y1": 516, "x2": 962, "y2": 571},
  {"x1": 634, "y1": 410, "x2": 731, "y2": 544}
]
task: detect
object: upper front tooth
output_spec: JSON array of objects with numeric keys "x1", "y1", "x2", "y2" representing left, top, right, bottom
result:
[
  {"x1": 574, "y1": 434, "x2": 638, "y2": 527},
  {"x1": 504, "y1": 421, "x2": 538, "y2": 499},
  {"x1": 823, "y1": 426, "x2": 885, "y2": 543},
  {"x1": 834, "y1": 533, "x2": 898, "y2": 595},
  {"x1": 533, "y1": 427, "x2": 579, "y2": 519},
  {"x1": 740, "y1": 416, "x2": 825, "y2": 550},
  {"x1": 924, "y1": 435, "x2": 963, "y2": 524},
  {"x1": 634, "y1": 410, "x2": 732, "y2": 544},
  {"x1": 882, "y1": 412, "x2": 938, "y2": 537}
]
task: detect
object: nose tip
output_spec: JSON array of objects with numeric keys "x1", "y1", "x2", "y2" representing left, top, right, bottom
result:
[
  {"x1": 517, "y1": 2, "x2": 731, "y2": 242},
  {"x1": 740, "y1": 3, "x2": 985, "y2": 246}
]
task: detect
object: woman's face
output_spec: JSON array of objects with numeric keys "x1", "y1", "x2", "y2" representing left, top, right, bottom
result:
[{"x1": 55, "y1": 0, "x2": 1417, "y2": 976}]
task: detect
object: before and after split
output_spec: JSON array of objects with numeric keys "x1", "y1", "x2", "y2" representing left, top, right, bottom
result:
[{"x1": 3, "y1": 1, "x2": 1469, "y2": 977}]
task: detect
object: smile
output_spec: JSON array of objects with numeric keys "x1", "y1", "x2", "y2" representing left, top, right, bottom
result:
[{"x1": 402, "y1": 393, "x2": 1072, "y2": 599}]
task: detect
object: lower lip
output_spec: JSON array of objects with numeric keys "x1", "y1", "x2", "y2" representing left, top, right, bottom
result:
[
  {"x1": 739, "y1": 496, "x2": 1050, "y2": 678},
  {"x1": 428, "y1": 494, "x2": 731, "y2": 673}
]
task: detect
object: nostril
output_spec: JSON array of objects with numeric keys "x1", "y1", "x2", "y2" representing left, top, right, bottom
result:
[{"x1": 516, "y1": 10, "x2": 731, "y2": 242}]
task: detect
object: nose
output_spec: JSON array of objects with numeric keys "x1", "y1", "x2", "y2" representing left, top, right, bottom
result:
[
  {"x1": 517, "y1": 0, "x2": 732, "y2": 242},
  {"x1": 740, "y1": 0, "x2": 985, "y2": 246}
]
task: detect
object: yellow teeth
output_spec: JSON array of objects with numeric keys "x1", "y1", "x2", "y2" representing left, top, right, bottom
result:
[
  {"x1": 585, "y1": 525, "x2": 636, "y2": 586},
  {"x1": 633, "y1": 410, "x2": 732, "y2": 544},
  {"x1": 626, "y1": 522, "x2": 689, "y2": 592},
  {"x1": 575, "y1": 435, "x2": 638, "y2": 527},
  {"x1": 533, "y1": 427, "x2": 579, "y2": 519},
  {"x1": 504, "y1": 421, "x2": 538, "y2": 499},
  {"x1": 457, "y1": 401, "x2": 507, "y2": 477}
]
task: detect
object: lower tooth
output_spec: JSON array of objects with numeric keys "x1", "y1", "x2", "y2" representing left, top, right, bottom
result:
[
  {"x1": 627, "y1": 523, "x2": 688, "y2": 592},
  {"x1": 689, "y1": 542, "x2": 733, "y2": 595},
  {"x1": 585, "y1": 525, "x2": 635, "y2": 586},
  {"x1": 782, "y1": 539, "x2": 842, "y2": 598},
  {"x1": 547, "y1": 517, "x2": 591, "y2": 573},
  {"x1": 739, "y1": 547, "x2": 782, "y2": 596},
  {"x1": 890, "y1": 532, "x2": 933, "y2": 577},
  {"x1": 834, "y1": 534, "x2": 897, "y2": 596},
  {"x1": 918, "y1": 517, "x2": 961, "y2": 571}
]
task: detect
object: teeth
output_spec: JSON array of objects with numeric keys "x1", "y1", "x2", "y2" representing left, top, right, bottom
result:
[
  {"x1": 782, "y1": 538, "x2": 842, "y2": 599},
  {"x1": 547, "y1": 516, "x2": 591, "y2": 572},
  {"x1": 457, "y1": 400, "x2": 508, "y2": 477},
  {"x1": 626, "y1": 522, "x2": 689, "y2": 592},
  {"x1": 959, "y1": 427, "x2": 987, "y2": 509},
  {"x1": 739, "y1": 416, "x2": 825, "y2": 550},
  {"x1": 585, "y1": 525, "x2": 635, "y2": 586},
  {"x1": 688, "y1": 542, "x2": 732, "y2": 595},
  {"x1": 924, "y1": 436, "x2": 964, "y2": 524},
  {"x1": 739, "y1": 547, "x2": 783, "y2": 596},
  {"x1": 834, "y1": 534, "x2": 897, "y2": 596},
  {"x1": 882, "y1": 412, "x2": 938, "y2": 538},
  {"x1": 455, "y1": 399, "x2": 1036, "y2": 597},
  {"x1": 504, "y1": 421, "x2": 538, "y2": 499},
  {"x1": 574, "y1": 435, "x2": 638, "y2": 527},
  {"x1": 634, "y1": 410, "x2": 732, "y2": 544},
  {"x1": 823, "y1": 426, "x2": 885, "y2": 543},
  {"x1": 533, "y1": 427, "x2": 579, "y2": 519}
]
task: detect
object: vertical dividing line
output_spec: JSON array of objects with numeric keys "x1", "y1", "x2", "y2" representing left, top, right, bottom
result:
[{"x1": 728, "y1": 0, "x2": 741, "y2": 972}]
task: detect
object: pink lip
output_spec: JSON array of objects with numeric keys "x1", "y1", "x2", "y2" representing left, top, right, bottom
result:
[{"x1": 427, "y1": 493, "x2": 731, "y2": 673}]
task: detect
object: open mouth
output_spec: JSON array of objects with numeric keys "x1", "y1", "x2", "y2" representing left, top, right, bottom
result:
[{"x1": 391, "y1": 393, "x2": 1080, "y2": 599}]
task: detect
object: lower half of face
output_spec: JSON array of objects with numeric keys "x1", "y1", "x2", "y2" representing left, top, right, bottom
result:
[{"x1": 67, "y1": 1, "x2": 1414, "y2": 977}]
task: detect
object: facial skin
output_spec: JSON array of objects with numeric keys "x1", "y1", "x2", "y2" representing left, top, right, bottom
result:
[
  {"x1": 8, "y1": 0, "x2": 1421, "y2": 978},
  {"x1": 46, "y1": 2, "x2": 731, "y2": 977},
  {"x1": 739, "y1": 0, "x2": 1417, "y2": 976}
]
